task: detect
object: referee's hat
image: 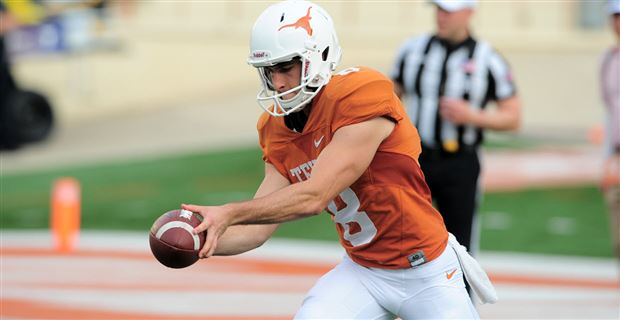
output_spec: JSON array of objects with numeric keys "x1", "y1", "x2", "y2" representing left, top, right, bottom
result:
[{"x1": 432, "y1": 0, "x2": 477, "y2": 12}]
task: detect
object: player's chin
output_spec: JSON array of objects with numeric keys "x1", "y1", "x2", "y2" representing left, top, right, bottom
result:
[{"x1": 279, "y1": 91, "x2": 299, "y2": 101}]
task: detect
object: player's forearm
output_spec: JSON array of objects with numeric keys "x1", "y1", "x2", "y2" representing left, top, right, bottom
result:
[
  {"x1": 214, "y1": 224, "x2": 277, "y2": 256},
  {"x1": 225, "y1": 181, "x2": 325, "y2": 226}
]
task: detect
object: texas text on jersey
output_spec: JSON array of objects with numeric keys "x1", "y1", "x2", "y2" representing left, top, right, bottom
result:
[{"x1": 257, "y1": 67, "x2": 448, "y2": 269}]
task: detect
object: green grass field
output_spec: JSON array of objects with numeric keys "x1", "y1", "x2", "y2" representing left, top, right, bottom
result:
[{"x1": 0, "y1": 146, "x2": 613, "y2": 257}]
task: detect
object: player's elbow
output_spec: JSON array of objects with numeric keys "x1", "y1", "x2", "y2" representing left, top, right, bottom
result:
[
  {"x1": 303, "y1": 196, "x2": 325, "y2": 217},
  {"x1": 296, "y1": 182, "x2": 328, "y2": 217},
  {"x1": 300, "y1": 192, "x2": 327, "y2": 217}
]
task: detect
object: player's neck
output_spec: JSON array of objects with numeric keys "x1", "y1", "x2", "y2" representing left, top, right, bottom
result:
[{"x1": 303, "y1": 103, "x2": 312, "y2": 116}]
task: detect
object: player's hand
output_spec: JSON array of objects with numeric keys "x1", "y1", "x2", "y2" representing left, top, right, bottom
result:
[
  {"x1": 439, "y1": 98, "x2": 474, "y2": 125},
  {"x1": 181, "y1": 203, "x2": 232, "y2": 259}
]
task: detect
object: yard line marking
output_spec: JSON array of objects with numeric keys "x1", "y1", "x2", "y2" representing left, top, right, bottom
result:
[
  {"x1": 489, "y1": 273, "x2": 620, "y2": 289},
  {"x1": 4, "y1": 281, "x2": 313, "y2": 293},
  {"x1": 2, "y1": 247, "x2": 618, "y2": 290},
  {"x1": 1, "y1": 298, "x2": 290, "y2": 320}
]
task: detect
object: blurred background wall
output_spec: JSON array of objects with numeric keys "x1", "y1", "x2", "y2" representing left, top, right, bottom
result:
[{"x1": 6, "y1": 0, "x2": 615, "y2": 139}]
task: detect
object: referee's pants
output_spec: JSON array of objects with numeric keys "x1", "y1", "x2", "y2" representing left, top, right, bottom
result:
[{"x1": 419, "y1": 146, "x2": 481, "y2": 253}]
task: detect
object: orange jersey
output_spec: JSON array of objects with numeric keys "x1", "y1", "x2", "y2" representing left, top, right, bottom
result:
[{"x1": 257, "y1": 67, "x2": 448, "y2": 269}]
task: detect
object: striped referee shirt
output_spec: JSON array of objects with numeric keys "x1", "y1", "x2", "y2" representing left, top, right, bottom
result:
[{"x1": 390, "y1": 34, "x2": 516, "y2": 150}]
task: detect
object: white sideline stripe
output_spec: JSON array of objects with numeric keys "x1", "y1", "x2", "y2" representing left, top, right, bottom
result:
[
  {"x1": 1, "y1": 230, "x2": 618, "y2": 280},
  {"x1": 154, "y1": 222, "x2": 199, "y2": 250}
]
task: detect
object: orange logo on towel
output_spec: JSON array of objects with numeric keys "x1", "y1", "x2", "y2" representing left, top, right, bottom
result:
[
  {"x1": 278, "y1": 7, "x2": 313, "y2": 36},
  {"x1": 446, "y1": 269, "x2": 457, "y2": 280}
]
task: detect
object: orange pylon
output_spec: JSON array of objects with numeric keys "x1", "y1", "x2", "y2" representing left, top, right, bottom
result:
[{"x1": 51, "y1": 178, "x2": 80, "y2": 253}]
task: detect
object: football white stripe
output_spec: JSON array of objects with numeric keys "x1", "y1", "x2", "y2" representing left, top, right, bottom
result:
[{"x1": 155, "y1": 221, "x2": 200, "y2": 251}]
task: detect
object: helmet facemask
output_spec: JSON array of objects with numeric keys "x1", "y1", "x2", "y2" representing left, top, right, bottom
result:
[{"x1": 256, "y1": 55, "x2": 324, "y2": 116}]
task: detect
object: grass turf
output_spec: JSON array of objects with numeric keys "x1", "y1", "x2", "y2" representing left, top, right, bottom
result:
[{"x1": 0, "y1": 146, "x2": 612, "y2": 257}]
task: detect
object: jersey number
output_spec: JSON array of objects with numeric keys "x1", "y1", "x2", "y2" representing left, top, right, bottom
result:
[{"x1": 327, "y1": 187, "x2": 377, "y2": 247}]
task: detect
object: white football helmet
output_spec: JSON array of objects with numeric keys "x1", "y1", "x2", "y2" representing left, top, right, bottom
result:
[{"x1": 247, "y1": 0, "x2": 342, "y2": 117}]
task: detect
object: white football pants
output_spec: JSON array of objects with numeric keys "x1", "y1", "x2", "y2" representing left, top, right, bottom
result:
[{"x1": 294, "y1": 244, "x2": 479, "y2": 319}]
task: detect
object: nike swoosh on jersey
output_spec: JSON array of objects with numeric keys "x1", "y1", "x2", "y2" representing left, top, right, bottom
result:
[{"x1": 314, "y1": 136, "x2": 324, "y2": 148}]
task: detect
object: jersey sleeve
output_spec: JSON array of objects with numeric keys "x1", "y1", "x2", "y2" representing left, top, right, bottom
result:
[
  {"x1": 486, "y1": 49, "x2": 517, "y2": 101},
  {"x1": 331, "y1": 70, "x2": 404, "y2": 133},
  {"x1": 256, "y1": 112, "x2": 294, "y2": 180},
  {"x1": 256, "y1": 112, "x2": 273, "y2": 163}
]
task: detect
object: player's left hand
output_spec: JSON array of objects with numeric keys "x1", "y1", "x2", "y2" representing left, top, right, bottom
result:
[
  {"x1": 181, "y1": 203, "x2": 232, "y2": 259},
  {"x1": 439, "y1": 97, "x2": 475, "y2": 125}
]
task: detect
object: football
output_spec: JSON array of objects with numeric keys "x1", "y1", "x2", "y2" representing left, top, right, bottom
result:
[{"x1": 149, "y1": 209, "x2": 206, "y2": 268}]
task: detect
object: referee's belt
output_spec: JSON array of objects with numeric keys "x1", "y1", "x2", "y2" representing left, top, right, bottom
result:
[{"x1": 421, "y1": 144, "x2": 477, "y2": 159}]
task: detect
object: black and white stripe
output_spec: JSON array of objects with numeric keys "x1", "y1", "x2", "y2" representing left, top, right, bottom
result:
[{"x1": 391, "y1": 34, "x2": 516, "y2": 149}]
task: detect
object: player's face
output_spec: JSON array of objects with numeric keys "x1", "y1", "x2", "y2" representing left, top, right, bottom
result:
[
  {"x1": 435, "y1": 7, "x2": 472, "y2": 42},
  {"x1": 613, "y1": 13, "x2": 620, "y2": 40},
  {"x1": 265, "y1": 59, "x2": 302, "y2": 100}
]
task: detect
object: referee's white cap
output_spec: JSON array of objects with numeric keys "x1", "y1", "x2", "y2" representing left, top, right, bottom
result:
[
  {"x1": 609, "y1": 0, "x2": 620, "y2": 15},
  {"x1": 432, "y1": 0, "x2": 477, "y2": 12}
]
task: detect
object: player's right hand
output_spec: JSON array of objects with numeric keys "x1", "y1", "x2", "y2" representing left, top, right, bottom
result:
[{"x1": 181, "y1": 203, "x2": 233, "y2": 259}]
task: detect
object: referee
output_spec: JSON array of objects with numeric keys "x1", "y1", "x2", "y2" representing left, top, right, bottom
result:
[{"x1": 390, "y1": 0, "x2": 521, "y2": 255}]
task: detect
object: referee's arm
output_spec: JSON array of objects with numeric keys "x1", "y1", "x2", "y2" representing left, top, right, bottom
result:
[
  {"x1": 482, "y1": 95, "x2": 521, "y2": 131},
  {"x1": 475, "y1": 50, "x2": 523, "y2": 132},
  {"x1": 439, "y1": 95, "x2": 521, "y2": 132},
  {"x1": 441, "y1": 48, "x2": 522, "y2": 132}
]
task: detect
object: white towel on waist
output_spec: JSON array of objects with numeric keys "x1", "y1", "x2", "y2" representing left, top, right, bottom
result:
[{"x1": 448, "y1": 233, "x2": 498, "y2": 304}]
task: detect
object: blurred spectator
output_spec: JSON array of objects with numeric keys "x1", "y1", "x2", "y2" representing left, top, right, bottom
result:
[
  {"x1": 0, "y1": 0, "x2": 54, "y2": 150},
  {"x1": 600, "y1": 0, "x2": 620, "y2": 263},
  {"x1": 1, "y1": 1, "x2": 21, "y2": 149},
  {"x1": 1, "y1": 0, "x2": 133, "y2": 150},
  {"x1": 0, "y1": 1, "x2": 18, "y2": 96},
  {"x1": 390, "y1": 0, "x2": 521, "y2": 258}
]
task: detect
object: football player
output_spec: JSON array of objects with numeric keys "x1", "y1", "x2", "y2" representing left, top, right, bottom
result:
[{"x1": 183, "y1": 1, "x2": 494, "y2": 318}]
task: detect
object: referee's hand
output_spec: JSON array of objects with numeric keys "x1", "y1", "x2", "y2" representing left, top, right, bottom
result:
[{"x1": 439, "y1": 97, "x2": 473, "y2": 125}]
